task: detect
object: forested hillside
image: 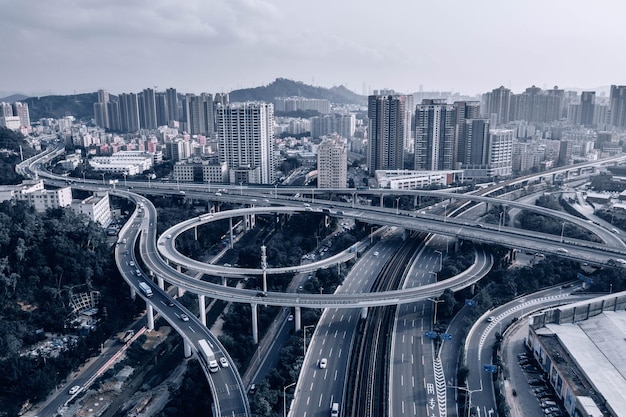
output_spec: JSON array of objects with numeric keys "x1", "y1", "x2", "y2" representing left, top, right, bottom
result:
[
  {"x1": 0, "y1": 201, "x2": 135, "y2": 414},
  {"x1": 0, "y1": 127, "x2": 36, "y2": 185}
]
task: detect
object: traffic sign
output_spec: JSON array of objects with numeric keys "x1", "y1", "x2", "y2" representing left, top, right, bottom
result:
[
  {"x1": 483, "y1": 364, "x2": 498, "y2": 373},
  {"x1": 440, "y1": 333, "x2": 452, "y2": 341},
  {"x1": 425, "y1": 331, "x2": 438, "y2": 339},
  {"x1": 576, "y1": 273, "x2": 593, "y2": 284},
  {"x1": 465, "y1": 299, "x2": 476, "y2": 307}
]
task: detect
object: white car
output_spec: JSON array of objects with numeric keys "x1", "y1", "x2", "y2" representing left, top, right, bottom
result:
[
  {"x1": 373, "y1": 251, "x2": 379, "y2": 256},
  {"x1": 68, "y1": 385, "x2": 81, "y2": 395},
  {"x1": 180, "y1": 313, "x2": 190, "y2": 322},
  {"x1": 220, "y1": 357, "x2": 229, "y2": 367},
  {"x1": 319, "y1": 358, "x2": 327, "y2": 369}
]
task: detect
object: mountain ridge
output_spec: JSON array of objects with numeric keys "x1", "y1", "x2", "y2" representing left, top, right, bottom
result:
[{"x1": 14, "y1": 78, "x2": 366, "y2": 121}]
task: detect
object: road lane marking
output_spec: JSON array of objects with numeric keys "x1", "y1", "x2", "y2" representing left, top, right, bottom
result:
[
  {"x1": 338, "y1": 348, "x2": 342, "y2": 358},
  {"x1": 318, "y1": 394, "x2": 323, "y2": 408}
]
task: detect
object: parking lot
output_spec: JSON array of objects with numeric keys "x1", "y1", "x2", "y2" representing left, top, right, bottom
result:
[{"x1": 503, "y1": 319, "x2": 566, "y2": 417}]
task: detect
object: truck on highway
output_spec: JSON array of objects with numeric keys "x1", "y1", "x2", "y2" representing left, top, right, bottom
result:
[
  {"x1": 138, "y1": 281, "x2": 153, "y2": 297},
  {"x1": 198, "y1": 339, "x2": 220, "y2": 373}
]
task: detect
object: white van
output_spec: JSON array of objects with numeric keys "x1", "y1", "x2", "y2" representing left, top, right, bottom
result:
[{"x1": 330, "y1": 402, "x2": 339, "y2": 417}]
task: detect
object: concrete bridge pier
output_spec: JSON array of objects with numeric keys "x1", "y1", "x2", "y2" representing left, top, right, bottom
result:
[
  {"x1": 251, "y1": 303, "x2": 259, "y2": 344},
  {"x1": 176, "y1": 265, "x2": 184, "y2": 297},
  {"x1": 183, "y1": 341, "x2": 192, "y2": 358},
  {"x1": 221, "y1": 276, "x2": 228, "y2": 286},
  {"x1": 147, "y1": 304, "x2": 154, "y2": 330},
  {"x1": 380, "y1": 194, "x2": 384, "y2": 207},
  {"x1": 361, "y1": 307, "x2": 368, "y2": 320},
  {"x1": 198, "y1": 294, "x2": 207, "y2": 326},
  {"x1": 157, "y1": 276, "x2": 164, "y2": 290},
  {"x1": 294, "y1": 306, "x2": 301, "y2": 331},
  {"x1": 229, "y1": 218, "x2": 234, "y2": 249},
  {"x1": 130, "y1": 287, "x2": 136, "y2": 301}
]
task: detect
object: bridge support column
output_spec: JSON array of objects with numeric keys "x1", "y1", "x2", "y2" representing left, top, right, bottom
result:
[
  {"x1": 176, "y1": 265, "x2": 184, "y2": 297},
  {"x1": 361, "y1": 307, "x2": 368, "y2": 320},
  {"x1": 294, "y1": 306, "x2": 301, "y2": 331},
  {"x1": 157, "y1": 276, "x2": 164, "y2": 290},
  {"x1": 380, "y1": 194, "x2": 384, "y2": 207},
  {"x1": 183, "y1": 340, "x2": 192, "y2": 358},
  {"x1": 229, "y1": 217, "x2": 234, "y2": 249},
  {"x1": 251, "y1": 303, "x2": 259, "y2": 344},
  {"x1": 194, "y1": 226, "x2": 198, "y2": 241},
  {"x1": 147, "y1": 304, "x2": 154, "y2": 330},
  {"x1": 198, "y1": 295, "x2": 207, "y2": 326},
  {"x1": 130, "y1": 287, "x2": 136, "y2": 300},
  {"x1": 222, "y1": 276, "x2": 228, "y2": 286}
]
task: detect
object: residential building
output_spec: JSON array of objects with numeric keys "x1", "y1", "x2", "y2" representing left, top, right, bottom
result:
[
  {"x1": 216, "y1": 102, "x2": 275, "y2": 184},
  {"x1": 317, "y1": 135, "x2": 347, "y2": 189},
  {"x1": 482, "y1": 86, "x2": 511, "y2": 125},
  {"x1": 580, "y1": 91, "x2": 595, "y2": 126},
  {"x1": 18, "y1": 183, "x2": 73, "y2": 212},
  {"x1": 414, "y1": 99, "x2": 456, "y2": 171},
  {"x1": 166, "y1": 88, "x2": 179, "y2": 124},
  {"x1": 88, "y1": 150, "x2": 154, "y2": 175},
  {"x1": 140, "y1": 88, "x2": 158, "y2": 130},
  {"x1": 71, "y1": 191, "x2": 112, "y2": 226},
  {"x1": 274, "y1": 97, "x2": 331, "y2": 114},
  {"x1": 310, "y1": 113, "x2": 356, "y2": 139},
  {"x1": 609, "y1": 85, "x2": 626, "y2": 128},
  {"x1": 367, "y1": 94, "x2": 407, "y2": 172}
]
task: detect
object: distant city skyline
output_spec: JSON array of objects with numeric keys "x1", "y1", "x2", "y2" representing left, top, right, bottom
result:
[{"x1": 1, "y1": 0, "x2": 624, "y2": 97}]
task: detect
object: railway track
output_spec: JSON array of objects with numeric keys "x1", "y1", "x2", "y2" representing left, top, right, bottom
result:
[{"x1": 346, "y1": 234, "x2": 423, "y2": 416}]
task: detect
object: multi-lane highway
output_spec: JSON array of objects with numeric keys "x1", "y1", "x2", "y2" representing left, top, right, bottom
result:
[{"x1": 18, "y1": 144, "x2": 626, "y2": 417}]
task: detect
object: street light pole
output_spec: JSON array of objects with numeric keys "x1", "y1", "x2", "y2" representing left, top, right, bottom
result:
[
  {"x1": 427, "y1": 297, "x2": 444, "y2": 326},
  {"x1": 303, "y1": 325, "x2": 315, "y2": 358},
  {"x1": 283, "y1": 382, "x2": 296, "y2": 417},
  {"x1": 448, "y1": 379, "x2": 483, "y2": 417}
]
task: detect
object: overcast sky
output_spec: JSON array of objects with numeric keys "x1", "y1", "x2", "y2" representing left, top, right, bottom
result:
[{"x1": 1, "y1": 0, "x2": 624, "y2": 97}]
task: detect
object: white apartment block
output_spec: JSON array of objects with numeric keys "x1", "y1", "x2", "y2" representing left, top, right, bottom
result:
[
  {"x1": 71, "y1": 192, "x2": 112, "y2": 226},
  {"x1": 317, "y1": 136, "x2": 348, "y2": 189},
  {"x1": 0, "y1": 116, "x2": 21, "y2": 130},
  {"x1": 216, "y1": 102, "x2": 275, "y2": 185},
  {"x1": 173, "y1": 160, "x2": 228, "y2": 183},
  {"x1": 18, "y1": 185, "x2": 73, "y2": 212},
  {"x1": 89, "y1": 150, "x2": 154, "y2": 175}
]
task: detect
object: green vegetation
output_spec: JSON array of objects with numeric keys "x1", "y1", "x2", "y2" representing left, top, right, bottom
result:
[
  {"x1": 229, "y1": 78, "x2": 366, "y2": 105},
  {"x1": 519, "y1": 195, "x2": 601, "y2": 242},
  {"x1": 24, "y1": 93, "x2": 98, "y2": 122},
  {"x1": 0, "y1": 127, "x2": 36, "y2": 185},
  {"x1": 0, "y1": 201, "x2": 138, "y2": 415}
]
